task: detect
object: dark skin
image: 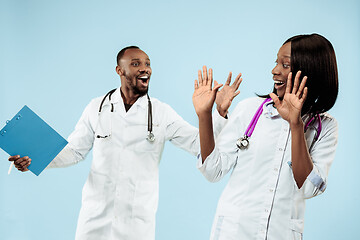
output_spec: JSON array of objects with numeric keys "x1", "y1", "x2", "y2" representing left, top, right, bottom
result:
[
  {"x1": 9, "y1": 49, "x2": 242, "y2": 173},
  {"x1": 9, "y1": 48, "x2": 151, "y2": 172},
  {"x1": 193, "y1": 43, "x2": 312, "y2": 188},
  {"x1": 8, "y1": 155, "x2": 31, "y2": 172},
  {"x1": 116, "y1": 48, "x2": 152, "y2": 105}
]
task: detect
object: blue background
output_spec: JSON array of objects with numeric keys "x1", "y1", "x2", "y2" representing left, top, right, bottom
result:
[{"x1": 0, "y1": 0, "x2": 359, "y2": 239}]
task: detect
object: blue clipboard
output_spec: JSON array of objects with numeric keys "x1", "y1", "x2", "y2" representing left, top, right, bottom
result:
[{"x1": 0, "y1": 106, "x2": 68, "y2": 176}]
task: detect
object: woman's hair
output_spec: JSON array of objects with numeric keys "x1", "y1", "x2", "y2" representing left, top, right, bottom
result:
[{"x1": 261, "y1": 33, "x2": 339, "y2": 116}]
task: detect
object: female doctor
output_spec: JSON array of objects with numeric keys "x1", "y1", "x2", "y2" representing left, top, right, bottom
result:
[{"x1": 192, "y1": 33, "x2": 338, "y2": 240}]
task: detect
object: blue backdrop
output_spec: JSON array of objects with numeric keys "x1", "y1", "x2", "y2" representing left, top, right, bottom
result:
[{"x1": 1, "y1": 0, "x2": 359, "y2": 239}]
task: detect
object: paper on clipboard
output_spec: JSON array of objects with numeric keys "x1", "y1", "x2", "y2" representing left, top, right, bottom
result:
[{"x1": 0, "y1": 105, "x2": 68, "y2": 176}]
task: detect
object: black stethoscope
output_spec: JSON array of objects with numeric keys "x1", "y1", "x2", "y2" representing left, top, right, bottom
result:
[{"x1": 97, "y1": 88, "x2": 155, "y2": 142}]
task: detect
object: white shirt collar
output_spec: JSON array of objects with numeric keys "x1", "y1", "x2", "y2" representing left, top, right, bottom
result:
[
  {"x1": 263, "y1": 99, "x2": 280, "y2": 118},
  {"x1": 108, "y1": 87, "x2": 148, "y2": 110}
]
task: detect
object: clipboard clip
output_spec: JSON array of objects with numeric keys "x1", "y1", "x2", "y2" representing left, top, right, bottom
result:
[
  {"x1": 1, "y1": 114, "x2": 22, "y2": 136},
  {"x1": 15, "y1": 114, "x2": 22, "y2": 121}
]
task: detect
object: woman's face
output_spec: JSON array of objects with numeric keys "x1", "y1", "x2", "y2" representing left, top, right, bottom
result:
[{"x1": 271, "y1": 42, "x2": 291, "y2": 98}]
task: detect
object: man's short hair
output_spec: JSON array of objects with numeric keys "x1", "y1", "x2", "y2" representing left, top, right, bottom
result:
[{"x1": 116, "y1": 46, "x2": 140, "y2": 66}]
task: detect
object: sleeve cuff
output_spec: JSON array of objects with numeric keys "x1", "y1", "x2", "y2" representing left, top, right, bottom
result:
[
  {"x1": 212, "y1": 110, "x2": 228, "y2": 138},
  {"x1": 196, "y1": 147, "x2": 218, "y2": 169},
  {"x1": 307, "y1": 167, "x2": 326, "y2": 192}
]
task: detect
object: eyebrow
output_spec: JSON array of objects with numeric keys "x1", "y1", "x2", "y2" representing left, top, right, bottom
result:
[{"x1": 131, "y1": 58, "x2": 150, "y2": 61}]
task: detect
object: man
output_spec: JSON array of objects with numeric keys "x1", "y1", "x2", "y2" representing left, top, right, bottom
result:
[{"x1": 9, "y1": 46, "x2": 242, "y2": 240}]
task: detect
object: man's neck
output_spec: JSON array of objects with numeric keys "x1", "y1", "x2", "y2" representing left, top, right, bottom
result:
[{"x1": 120, "y1": 86, "x2": 140, "y2": 105}]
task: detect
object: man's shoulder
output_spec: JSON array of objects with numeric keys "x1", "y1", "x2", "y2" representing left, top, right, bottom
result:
[
  {"x1": 148, "y1": 96, "x2": 173, "y2": 110},
  {"x1": 85, "y1": 96, "x2": 103, "y2": 111}
]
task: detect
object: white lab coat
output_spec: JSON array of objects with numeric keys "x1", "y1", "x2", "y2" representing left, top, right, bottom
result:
[
  {"x1": 198, "y1": 97, "x2": 338, "y2": 240},
  {"x1": 49, "y1": 87, "x2": 226, "y2": 240}
]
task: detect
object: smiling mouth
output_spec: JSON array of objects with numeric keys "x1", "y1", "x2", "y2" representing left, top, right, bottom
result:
[
  {"x1": 137, "y1": 75, "x2": 149, "y2": 83},
  {"x1": 274, "y1": 80, "x2": 285, "y2": 87}
]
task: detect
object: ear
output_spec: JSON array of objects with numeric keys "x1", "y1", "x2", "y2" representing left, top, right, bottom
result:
[{"x1": 116, "y1": 65, "x2": 124, "y2": 76}]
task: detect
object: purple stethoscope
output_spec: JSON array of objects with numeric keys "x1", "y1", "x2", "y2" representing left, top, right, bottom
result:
[{"x1": 236, "y1": 98, "x2": 322, "y2": 151}]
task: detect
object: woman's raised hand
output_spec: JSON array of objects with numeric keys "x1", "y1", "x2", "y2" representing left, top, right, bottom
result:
[
  {"x1": 192, "y1": 66, "x2": 223, "y2": 116},
  {"x1": 215, "y1": 72, "x2": 242, "y2": 117},
  {"x1": 270, "y1": 71, "x2": 308, "y2": 125}
]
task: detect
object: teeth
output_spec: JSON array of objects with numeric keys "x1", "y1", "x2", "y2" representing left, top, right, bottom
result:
[
  {"x1": 274, "y1": 81, "x2": 284, "y2": 84},
  {"x1": 139, "y1": 76, "x2": 148, "y2": 80}
]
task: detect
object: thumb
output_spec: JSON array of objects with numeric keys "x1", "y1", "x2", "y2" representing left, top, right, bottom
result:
[
  {"x1": 214, "y1": 80, "x2": 221, "y2": 89},
  {"x1": 269, "y1": 93, "x2": 281, "y2": 108},
  {"x1": 212, "y1": 83, "x2": 223, "y2": 98},
  {"x1": 213, "y1": 83, "x2": 223, "y2": 92}
]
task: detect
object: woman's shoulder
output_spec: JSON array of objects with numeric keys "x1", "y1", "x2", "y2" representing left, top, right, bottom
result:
[
  {"x1": 320, "y1": 112, "x2": 338, "y2": 131},
  {"x1": 232, "y1": 97, "x2": 267, "y2": 113}
]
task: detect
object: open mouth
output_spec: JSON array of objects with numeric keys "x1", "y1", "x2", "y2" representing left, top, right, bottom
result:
[
  {"x1": 274, "y1": 80, "x2": 285, "y2": 88},
  {"x1": 137, "y1": 75, "x2": 149, "y2": 84}
]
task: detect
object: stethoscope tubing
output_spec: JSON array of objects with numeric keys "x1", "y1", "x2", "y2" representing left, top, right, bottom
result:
[{"x1": 98, "y1": 88, "x2": 155, "y2": 142}]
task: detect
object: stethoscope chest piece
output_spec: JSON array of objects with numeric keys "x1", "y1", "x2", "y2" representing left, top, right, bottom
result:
[
  {"x1": 147, "y1": 132, "x2": 155, "y2": 142},
  {"x1": 237, "y1": 136, "x2": 249, "y2": 150}
]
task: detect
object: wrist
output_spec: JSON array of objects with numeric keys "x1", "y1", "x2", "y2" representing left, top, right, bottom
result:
[
  {"x1": 197, "y1": 111, "x2": 212, "y2": 119},
  {"x1": 216, "y1": 105, "x2": 228, "y2": 118},
  {"x1": 290, "y1": 118, "x2": 304, "y2": 131}
]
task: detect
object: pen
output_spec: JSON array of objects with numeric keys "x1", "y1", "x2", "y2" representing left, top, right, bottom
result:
[{"x1": 8, "y1": 162, "x2": 14, "y2": 175}]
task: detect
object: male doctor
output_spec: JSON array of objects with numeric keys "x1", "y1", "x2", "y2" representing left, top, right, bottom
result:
[{"x1": 9, "y1": 46, "x2": 242, "y2": 240}]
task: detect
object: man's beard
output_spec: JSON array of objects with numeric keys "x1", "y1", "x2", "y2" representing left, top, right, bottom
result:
[
  {"x1": 133, "y1": 84, "x2": 148, "y2": 96},
  {"x1": 125, "y1": 74, "x2": 148, "y2": 96}
]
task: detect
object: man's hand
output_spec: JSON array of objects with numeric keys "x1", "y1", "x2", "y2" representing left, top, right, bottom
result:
[
  {"x1": 193, "y1": 66, "x2": 223, "y2": 116},
  {"x1": 8, "y1": 155, "x2": 31, "y2": 172},
  {"x1": 215, "y1": 72, "x2": 243, "y2": 117}
]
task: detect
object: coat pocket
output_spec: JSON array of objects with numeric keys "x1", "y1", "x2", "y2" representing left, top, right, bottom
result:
[
  {"x1": 124, "y1": 124, "x2": 164, "y2": 152},
  {"x1": 81, "y1": 171, "x2": 112, "y2": 216},
  {"x1": 132, "y1": 180, "x2": 159, "y2": 220}
]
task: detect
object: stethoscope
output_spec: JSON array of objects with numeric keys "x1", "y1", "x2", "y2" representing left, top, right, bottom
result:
[
  {"x1": 236, "y1": 98, "x2": 322, "y2": 151},
  {"x1": 97, "y1": 88, "x2": 155, "y2": 142}
]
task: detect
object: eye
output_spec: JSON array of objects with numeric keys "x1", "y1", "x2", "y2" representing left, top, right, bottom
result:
[
  {"x1": 146, "y1": 62, "x2": 150, "y2": 67},
  {"x1": 131, "y1": 62, "x2": 139, "y2": 67},
  {"x1": 282, "y1": 63, "x2": 290, "y2": 68}
]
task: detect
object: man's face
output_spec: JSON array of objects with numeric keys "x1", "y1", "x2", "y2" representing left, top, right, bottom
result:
[{"x1": 117, "y1": 48, "x2": 152, "y2": 96}]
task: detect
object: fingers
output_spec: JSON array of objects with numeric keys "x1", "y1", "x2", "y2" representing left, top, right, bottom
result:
[
  {"x1": 212, "y1": 83, "x2": 223, "y2": 92},
  {"x1": 194, "y1": 79, "x2": 199, "y2": 90},
  {"x1": 9, "y1": 155, "x2": 31, "y2": 172},
  {"x1": 300, "y1": 87, "x2": 308, "y2": 103},
  {"x1": 292, "y1": 71, "x2": 302, "y2": 94},
  {"x1": 17, "y1": 157, "x2": 31, "y2": 172},
  {"x1": 209, "y1": 68, "x2": 213, "y2": 88},
  {"x1": 289, "y1": 70, "x2": 308, "y2": 98},
  {"x1": 296, "y1": 76, "x2": 308, "y2": 98},
  {"x1": 233, "y1": 90, "x2": 240, "y2": 98},
  {"x1": 8, "y1": 155, "x2": 20, "y2": 162},
  {"x1": 198, "y1": 70, "x2": 203, "y2": 85},
  {"x1": 202, "y1": 66, "x2": 208, "y2": 85},
  {"x1": 269, "y1": 93, "x2": 280, "y2": 107},
  {"x1": 285, "y1": 72, "x2": 293, "y2": 94},
  {"x1": 233, "y1": 73, "x2": 243, "y2": 90},
  {"x1": 226, "y1": 72, "x2": 232, "y2": 86}
]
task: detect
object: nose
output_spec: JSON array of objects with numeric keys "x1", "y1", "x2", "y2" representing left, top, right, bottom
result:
[
  {"x1": 271, "y1": 64, "x2": 280, "y2": 75},
  {"x1": 139, "y1": 65, "x2": 151, "y2": 74}
]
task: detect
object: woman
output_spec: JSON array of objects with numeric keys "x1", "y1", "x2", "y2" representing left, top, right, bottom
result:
[{"x1": 192, "y1": 33, "x2": 338, "y2": 240}]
